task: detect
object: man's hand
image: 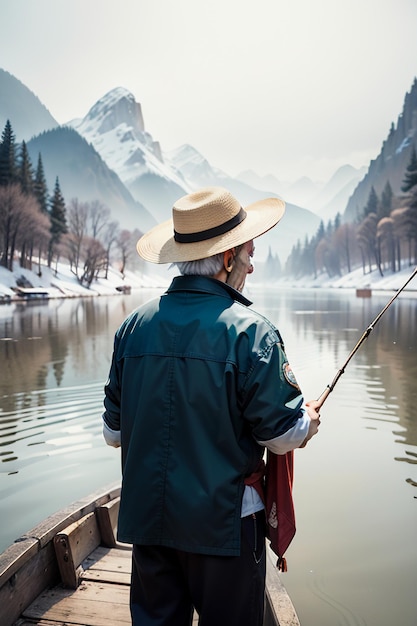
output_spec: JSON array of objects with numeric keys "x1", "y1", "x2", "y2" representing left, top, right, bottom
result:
[{"x1": 299, "y1": 400, "x2": 321, "y2": 448}]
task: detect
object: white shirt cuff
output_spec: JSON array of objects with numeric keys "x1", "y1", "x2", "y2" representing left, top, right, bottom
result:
[
  {"x1": 102, "y1": 418, "x2": 121, "y2": 448},
  {"x1": 256, "y1": 408, "x2": 310, "y2": 455}
]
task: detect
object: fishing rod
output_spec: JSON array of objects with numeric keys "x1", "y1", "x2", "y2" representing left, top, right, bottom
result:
[{"x1": 316, "y1": 265, "x2": 417, "y2": 409}]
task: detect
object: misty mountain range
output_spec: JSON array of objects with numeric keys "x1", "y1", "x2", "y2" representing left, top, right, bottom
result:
[{"x1": 1, "y1": 68, "x2": 416, "y2": 263}]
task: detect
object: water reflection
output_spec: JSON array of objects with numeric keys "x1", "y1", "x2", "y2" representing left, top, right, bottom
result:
[
  {"x1": 252, "y1": 287, "x2": 417, "y2": 452},
  {"x1": 0, "y1": 296, "x2": 136, "y2": 412}
]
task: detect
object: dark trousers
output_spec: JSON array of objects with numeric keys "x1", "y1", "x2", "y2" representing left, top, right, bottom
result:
[{"x1": 130, "y1": 510, "x2": 266, "y2": 626}]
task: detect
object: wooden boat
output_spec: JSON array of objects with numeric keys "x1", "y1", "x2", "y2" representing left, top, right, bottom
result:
[
  {"x1": 14, "y1": 286, "x2": 51, "y2": 301},
  {"x1": 0, "y1": 484, "x2": 300, "y2": 626},
  {"x1": 356, "y1": 287, "x2": 372, "y2": 298}
]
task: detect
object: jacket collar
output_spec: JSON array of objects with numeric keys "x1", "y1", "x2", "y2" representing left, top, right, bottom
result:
[{"x1": 167, "y1": 275, "x2": 252, "y2": 306}]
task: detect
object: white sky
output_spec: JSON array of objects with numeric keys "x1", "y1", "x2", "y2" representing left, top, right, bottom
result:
[{"x1": 1, "y1": 0, "x2": 417, "y2": 182}]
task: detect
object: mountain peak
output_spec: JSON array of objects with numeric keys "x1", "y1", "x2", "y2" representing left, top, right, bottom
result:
[
  {"x1": 84, "y1": 86, "x2": 144, "y2": 135},
  {"x1": 165, "y1": 144, "x2": 207, "y2": 168}
]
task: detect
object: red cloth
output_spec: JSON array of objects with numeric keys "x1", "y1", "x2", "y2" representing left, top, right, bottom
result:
[
  {"x1": 245, "y1": 450, "x2": 296, "y2": 571},
  {"x1": 265, "y1": 450, "x2": 295, "y2": 570}
]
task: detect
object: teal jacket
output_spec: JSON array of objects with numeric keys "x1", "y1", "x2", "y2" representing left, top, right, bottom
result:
[{"x1": 103, "y1": 275, "x2": 304, "y2": 556}]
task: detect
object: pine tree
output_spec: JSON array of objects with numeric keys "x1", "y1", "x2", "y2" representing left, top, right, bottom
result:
[
  {"x1": 379, "y1": 180, "x2": 393, "y2": 219},
  {"x1": 0, "y1": 119, "x2": 17, "y2": 185},
  {"x1": 18, "y1": 140, "x2": 34, "y2": 194},
  {"x1": 316, "y1": 220, "x2": 325, "y2": 241},
  {"x1": 401, "y1": 145, "x2": 417, "y2": 193},
  {"x1": 33, "y1": 154, "x2": 49, "y2": 213},
  {"x1": 48, "y1": 176, "x2": 67, "y2": 267},
  {"x1": 363, "y1": 186, "x2": 379, "y2": 216}
]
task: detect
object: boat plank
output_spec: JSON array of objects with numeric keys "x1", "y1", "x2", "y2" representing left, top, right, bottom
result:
[
  {"x1": 83, "y1": 545, "x2": 132, "y2": 570},
  {"x1": 81, "y1": 545, "x2": 132, "y2": 585},
  {"x1": 22, "y1": 580, "x2": 131, "y2": 625},
  {"x1": 82, "y1": 568, "x2": 131, "y2": 585},
  {"x1": 0, "y1": 542, "x2": 59, "y2": 626}
]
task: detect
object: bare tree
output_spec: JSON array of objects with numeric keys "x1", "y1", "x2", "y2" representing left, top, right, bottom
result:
[
  {"x1": 357, "y1": 213, "x2": 383, "y2": 276},
  {"x1": 0, "y1": 184, "x2": 29, "y2": 269},
  {"x1": 32, "y1": 210, "x2": 52, "y2": 275},
  {"x1": 102, "y1": 220, "x2": 120, "y2": 279},
  {"x1": 315, "y1": 238, "x2": 340, "y2": 278},
  {"x1": 66, "y1": 198, "x2": 89, "y2": 279},
  {"x1": 376, "y1": 217, "x2": 396, "y2": 273},
  {"x1": 117, "y1": 229, "x2": 135, "y2": 276},
  {"x1": 391, "y1": 207, "x2": 409, "y2": 271},
  {"x1": 79, "y1": 236, "x2": 107, "y2": 287},
  {"x1": 125, "y1": 228, "x2": 146, "y2": 274},
  {"x1": 17, "y1": 196, "x2": 50, "y2": 270},
  {"x1": 334, "y1": 223, "x2": 357, "y2": 274},
  {"x1": 89, "y1": 201, "x2": 111, "y2": 239}
]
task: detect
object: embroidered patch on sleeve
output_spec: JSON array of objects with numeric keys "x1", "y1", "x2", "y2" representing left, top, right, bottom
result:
[{"x1": 283, "y1": 362, "x2": 300, "y2": 390}]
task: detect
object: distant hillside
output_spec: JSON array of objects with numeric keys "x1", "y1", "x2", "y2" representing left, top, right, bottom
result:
[
  {"x1": 256, "y1": 203, "x2": 320, "y2": 264},
  {"x1": 27, "y1": 127, "x2": 156, "y2": 233},
  {"x1": 0, "y1": 68, "x2": 58, "y2": 140},
  {"x1": 315, "y1": 164, "x2": 367, "y2": 221},
  {"x1": 344, "y1": 78, "x2": 417, "y2": 220},
  {"x1": 237, "y1": 164, "x2": 367, "y2": 220}
]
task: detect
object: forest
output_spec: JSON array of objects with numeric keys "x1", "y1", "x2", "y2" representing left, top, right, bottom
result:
[
  {"x1": 0, "y1": 120, "x2": 144, "y2": 288},
  {"x1": 285, "y1": 145, "x2": 417, "y2": 279}
]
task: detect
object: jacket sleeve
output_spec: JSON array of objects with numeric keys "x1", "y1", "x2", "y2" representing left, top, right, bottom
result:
[
  {"x1": 102, "y1": 334, "x2": 122, "y2": 433},
  {"x1": 240, "y1": 327, "x2": 307, "y2": 448}
]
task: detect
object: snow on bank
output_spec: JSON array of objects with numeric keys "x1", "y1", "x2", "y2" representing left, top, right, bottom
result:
[
  {"x1": 0, "y1": 261, "x2": 170, "y2": 302},
  {"x1": 0, "y1": 262, "x2": 416, "y2": 303},
  {"x1": 274, "y1": 265, "x2": 417, "y2": 295}
]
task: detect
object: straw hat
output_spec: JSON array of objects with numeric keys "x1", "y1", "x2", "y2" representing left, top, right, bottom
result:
[{"x1": 137, "y1": 186, "x2": 285, "y2": 263}]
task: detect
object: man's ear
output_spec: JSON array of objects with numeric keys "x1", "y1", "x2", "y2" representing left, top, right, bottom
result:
[{"x1": 223, "y1": 250, "x2": 234, "y2": 273}]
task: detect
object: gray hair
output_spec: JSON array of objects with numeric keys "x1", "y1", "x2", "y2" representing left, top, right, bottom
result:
[{"x1": 173, "y1": 252, "x2": 224, "y2": 276}]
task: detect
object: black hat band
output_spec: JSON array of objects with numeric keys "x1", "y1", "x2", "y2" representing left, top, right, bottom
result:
[{"x1": 174, "y1": 207, "x2": 247, "y2": 244}]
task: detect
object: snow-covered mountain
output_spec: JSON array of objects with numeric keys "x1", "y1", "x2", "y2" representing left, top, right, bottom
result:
[
  {"x1": 164, "y1": 144, "x2": 230, "y2": 186},
  {"x1": 68, "y1": 88, "x2": 321, "y2": 261},
  {"x1": 69, "y1": 88, "x2": 190, "y2": 222}
]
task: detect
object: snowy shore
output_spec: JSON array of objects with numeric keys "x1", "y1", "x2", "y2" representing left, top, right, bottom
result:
[
  {"x1": 0, "y1": 262, "x2": 416, "y2": 304},
  {"x1": 0, "y1": 262, "x2": 170, "y2": 302},
  {"x1": 274, "y1": 265, "x2": 417, "y2": 295}
]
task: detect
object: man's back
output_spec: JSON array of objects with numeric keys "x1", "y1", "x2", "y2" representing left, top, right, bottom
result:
[{"x1": 106, "y1": 275, "x2": 271, "y2": 554}]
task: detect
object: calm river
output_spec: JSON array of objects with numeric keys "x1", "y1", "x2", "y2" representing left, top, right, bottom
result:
[{"x1": 0, "y1": 286, "x2": 416, "y2": 625}]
